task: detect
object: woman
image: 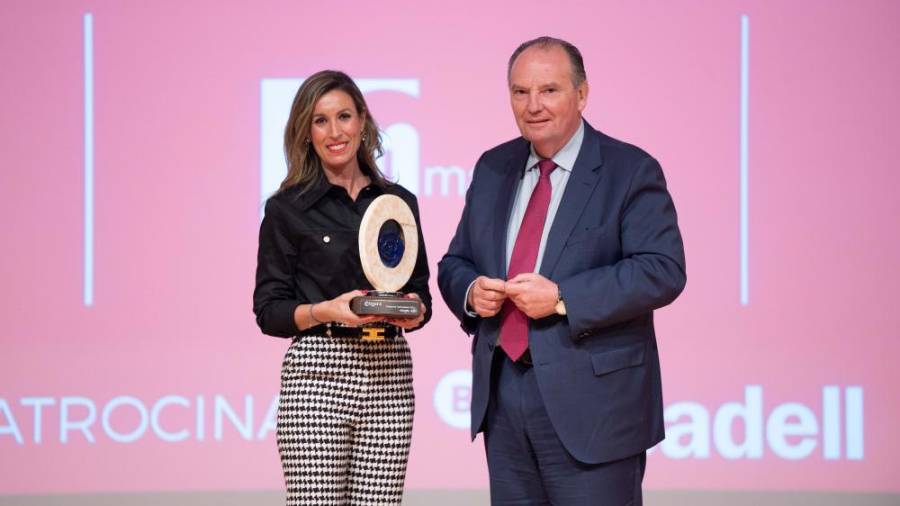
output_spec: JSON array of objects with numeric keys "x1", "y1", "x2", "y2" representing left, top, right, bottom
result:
[{"x1": 253, "y1": 70, "x2": 431, "y2": 505}]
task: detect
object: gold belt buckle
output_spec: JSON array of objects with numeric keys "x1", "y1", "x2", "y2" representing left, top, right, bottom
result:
[{"x1": 361, "y1": 326, "x2": 385, "y2": 341}]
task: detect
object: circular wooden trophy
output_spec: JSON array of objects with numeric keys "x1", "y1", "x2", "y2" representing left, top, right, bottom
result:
[{"x1": 350, "y1": 194, "x2": 422, "y2": 318}]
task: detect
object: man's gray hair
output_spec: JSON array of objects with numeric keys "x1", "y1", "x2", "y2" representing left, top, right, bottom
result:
[{"x1": 507, "y1": 36, "x2": 587, "y2": 87}]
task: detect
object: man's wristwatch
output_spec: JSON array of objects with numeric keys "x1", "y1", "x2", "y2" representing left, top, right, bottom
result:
[{"x1": 555, "y1": 286, "x2": 567, "y2": 315}]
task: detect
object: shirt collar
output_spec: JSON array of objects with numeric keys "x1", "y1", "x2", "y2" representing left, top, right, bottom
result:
[
  {"x1": 294, "y1": 173, "x2": 384, "y2": 211},
  {"x1": 294, "y1": 177, "x2": 330, "y2": 211},
  {"x1": 525, "y1": 119, "x2": 585, "y2": 174}
]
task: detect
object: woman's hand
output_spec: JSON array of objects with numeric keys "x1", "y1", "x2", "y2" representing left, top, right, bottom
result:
[
  {"x1": 383, "y1": 293, "x2": 426, "y2": 330},
  {"x1": 316, "y1": 290, "x2": 380, "y2": 327}
]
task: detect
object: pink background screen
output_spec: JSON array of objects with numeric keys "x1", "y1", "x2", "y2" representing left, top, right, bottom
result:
[{"x1": 2, "y1": 0, "x2": 899, "y2": 495}]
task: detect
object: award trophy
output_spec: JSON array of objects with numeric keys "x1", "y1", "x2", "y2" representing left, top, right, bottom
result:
[{"x1": 350, "y1": 194, "x2": 422, "y2": 319}]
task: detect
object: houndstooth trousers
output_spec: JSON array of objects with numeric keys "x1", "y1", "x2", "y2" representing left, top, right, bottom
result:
[{"x1": 277, "y1": 334, "x2": 415, "y2": 505}]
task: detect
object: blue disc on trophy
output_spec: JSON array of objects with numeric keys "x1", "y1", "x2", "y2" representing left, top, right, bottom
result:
[{"x1": 377, "y1": 220, "x2": 405, "y2": 268}]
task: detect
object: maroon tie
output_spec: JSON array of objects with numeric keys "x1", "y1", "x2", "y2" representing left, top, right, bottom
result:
[{"x1": 499, "y1": 159, "x2": 556, "y2": 361}]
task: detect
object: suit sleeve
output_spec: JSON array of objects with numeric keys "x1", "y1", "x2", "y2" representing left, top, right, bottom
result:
[
  {"x1": 559, "y1": 156, "x2": 686, "y2": 339},
  {"x1": 437, "y1": 156, "x2": 483, "y2": 335},
  {"x1": 252, "y1": 198, "x2": 303, "y2": 338}
]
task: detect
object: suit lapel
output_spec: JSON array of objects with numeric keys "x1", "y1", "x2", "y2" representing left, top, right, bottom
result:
[
  {"x1": 540, "y1": 122, "x2": 605, "y2": 278},
  {"x1": 493, "y1": 142, "x2": 530, "y2": 278}
]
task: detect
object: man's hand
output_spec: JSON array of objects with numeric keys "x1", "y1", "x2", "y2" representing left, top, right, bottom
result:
[
  {"x1": 467, "y1": 276, "x2": 507, "y2": 317},
  {"x1": 505, "y1": 273, "x2": 559, "y2": 319}
]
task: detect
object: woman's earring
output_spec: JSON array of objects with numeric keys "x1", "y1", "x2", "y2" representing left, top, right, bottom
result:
[{"x1": 361, "y1": 132, "x2": 368, "y2": 143}]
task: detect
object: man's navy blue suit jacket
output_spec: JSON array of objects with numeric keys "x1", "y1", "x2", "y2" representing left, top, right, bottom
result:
[{"x1": 438, "y1": 120, "x2": 687, "y2": 464}]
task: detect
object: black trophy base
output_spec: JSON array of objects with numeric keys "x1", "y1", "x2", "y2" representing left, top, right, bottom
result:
[{"x1": 350, "y1": 291, "x2": 421, "y2": 317}]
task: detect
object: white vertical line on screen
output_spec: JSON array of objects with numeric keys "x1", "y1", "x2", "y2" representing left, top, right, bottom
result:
[
  {"x1": 83, "y1": 13, "x2": 94, "y2": 307},
  {"x1": 740, "y1": 15, "x2": 750, "y2": 306}
]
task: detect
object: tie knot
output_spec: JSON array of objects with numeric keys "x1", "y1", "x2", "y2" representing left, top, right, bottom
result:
[{"x1": 538, "y1": 159, "x2": 556, "y2": 177}]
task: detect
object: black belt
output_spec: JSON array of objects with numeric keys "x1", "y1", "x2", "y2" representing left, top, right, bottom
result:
[{"x1": 298, "y1": 323, "x2": 402, "y2": 341}]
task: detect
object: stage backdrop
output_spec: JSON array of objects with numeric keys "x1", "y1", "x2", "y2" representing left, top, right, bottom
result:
[{"x1": 2, "y1": 0, "x2": 899, "y2": 500}]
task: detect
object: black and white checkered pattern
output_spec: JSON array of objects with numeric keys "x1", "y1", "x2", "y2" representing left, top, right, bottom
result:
[{"x1": 277, "y1": 334, "x2": 415, "y2": 505}]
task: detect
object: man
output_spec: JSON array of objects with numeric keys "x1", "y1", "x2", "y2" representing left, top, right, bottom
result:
[{"x1": 437, "y1": 36, "x2": 686, "y2": 504}]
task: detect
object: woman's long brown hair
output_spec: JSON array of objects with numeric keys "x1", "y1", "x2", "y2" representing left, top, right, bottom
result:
[{"x1": 280, "y1": 70, "x2": 387, "y2": 194}]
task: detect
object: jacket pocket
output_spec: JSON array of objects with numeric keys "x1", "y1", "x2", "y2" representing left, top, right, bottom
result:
[
  {"x1": 590, "y1": 342, "x2": 646, "y2": 376},
  {"x1": 565, "y1": 223, "x2": 609, "y2": 247}
]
